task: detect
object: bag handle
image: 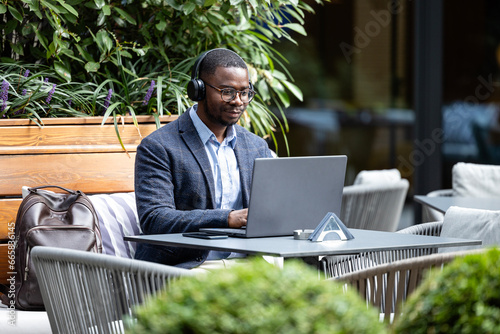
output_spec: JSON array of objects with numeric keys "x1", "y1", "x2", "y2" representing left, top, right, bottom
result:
[{"x1": 29, "y1": 185, "x2": 78, "y2": 195}]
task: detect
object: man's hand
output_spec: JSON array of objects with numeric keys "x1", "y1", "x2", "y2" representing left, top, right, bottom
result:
[{"x1": 228, "y1": 208, "x2": 248, "y2": 228}]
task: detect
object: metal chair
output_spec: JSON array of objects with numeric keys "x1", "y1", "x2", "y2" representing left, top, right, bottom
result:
[
  {"x1": 32, "y1": 246, "x2": 196, "y2": 334},
  {"x1": 334, "y1": 249, "x2": 484, "y2": 323},
  {"x1": 321, "y1": 221, "x2": 443, "y2": 279},
  {"x1": 422, "y1": 162, "x2": 500, "y2": 222},
  {"x1": 340, "y1": 179, "x2": 410, "y2": 232}
]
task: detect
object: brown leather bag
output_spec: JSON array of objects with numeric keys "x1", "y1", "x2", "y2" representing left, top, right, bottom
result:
[{"x1": 4, "y1": 185, "x2": 102, "y2": 310}]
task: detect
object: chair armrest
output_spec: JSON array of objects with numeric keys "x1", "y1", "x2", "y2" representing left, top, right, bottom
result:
[
  {"x1": 397, "y1": 221, "x2": 443, "y2": 236},
  {"x1": 321, "y1": 221, "x2": 444, "y2": 279}
]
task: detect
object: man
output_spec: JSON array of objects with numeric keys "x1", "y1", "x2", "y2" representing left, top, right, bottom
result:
[{"x1": 134, "y1": 48, "x2": 273, "y2": 268}]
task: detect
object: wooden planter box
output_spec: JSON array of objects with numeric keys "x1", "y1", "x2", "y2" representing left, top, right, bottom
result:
[{"x1": 0, "y1": 115, "x2": 177, "y2": 284}]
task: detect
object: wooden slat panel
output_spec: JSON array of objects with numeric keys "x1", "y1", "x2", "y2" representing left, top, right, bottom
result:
[
  {"x1": 0, "y1": 153, "x2": 136, "y2": 196},
  {"x1": 0, "y1": 115, "x2": 177, "y2": 126},
  {"x1": 0, "y1": 124, "x2": 155, "y2": 154},
  {"x1": 0, "y1": 200, "x2": 20, "y2": 240},
  {"x1": 0, "y1": 244, "x2": 11, "y2": 284},
  {"x1": 1, "y1": 144, "x2": 144, "y2": 155}
]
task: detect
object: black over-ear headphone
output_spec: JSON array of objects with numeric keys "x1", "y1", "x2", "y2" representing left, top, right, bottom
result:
[{"x1": 187, "y1": 48, "x2": 253, "y2": 101}]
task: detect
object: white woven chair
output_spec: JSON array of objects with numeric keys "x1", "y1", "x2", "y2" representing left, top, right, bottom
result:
[
  {"x1": 323, "y1": 205, "x2": 499, "y2": 280},
  {"x1": 321, "y1": 221, "x2": 443, "y2": 279},
  {"x1": 422, "y1": 162, "x2": 500, "y2": 222},
  {"x1": 341, "y1": 168, "x2": 409, "y2": 232},
  {"x1": 341, "y1": 179, "x2": 409, "y2": 232},
  {"x1": 334, "y1": 249, "x2": 485, "y2": 323},
  {"x1": 31, "y1": 246, "x2": 196, "y2": 334}
]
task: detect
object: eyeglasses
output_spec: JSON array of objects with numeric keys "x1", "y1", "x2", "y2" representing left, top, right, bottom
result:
[{"x1": 205, "y1": 82, "x2": 255, "y2": 103}]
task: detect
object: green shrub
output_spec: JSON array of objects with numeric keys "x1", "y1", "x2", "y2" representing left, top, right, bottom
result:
[
  {"x1": 126, "y1": 257, "x2": 387, "y2": 334},
  {"x1": 395, "y1": 248, "x2": 500, "y2": 334}
]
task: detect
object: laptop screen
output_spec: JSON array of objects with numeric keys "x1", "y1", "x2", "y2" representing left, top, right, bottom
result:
[{"x1": 244, "y1": 155, "x2": 347, "y2": 237}]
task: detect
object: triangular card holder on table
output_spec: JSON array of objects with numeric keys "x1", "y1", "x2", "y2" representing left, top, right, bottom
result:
[{"x1": 308, "y1": 212, "x2": 354, "y2": 242}]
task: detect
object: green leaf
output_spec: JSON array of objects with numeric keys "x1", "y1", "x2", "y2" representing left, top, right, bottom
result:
[
  {"x1": 8, "y1": 5, "x2": 23, "y2": 22},
  {"x1": 54, "y1": 62, "x2": 72, "y2": 82},
  {"x1": 114, "y1": 7, "x2": 136, "y2": 25},
  {"x1": 0, "y1": 4, "x2": 6, "y2": 14},
  {"x1": 97, "y1": 12, "x2": 105, "y2": 26},
  {"x1": 26, "y1": 0, "x2": 42, "y2": 18},
  {"x1": 112, "y1": 16, "x2": 126, "y2": 28},
  {"x1": 165, "y1": 0, "x2": 182, "y2": 11},
  {"x1": 47, "y1": 41, "x2": 57, "y2": 59},
  {"x1": 120, "y1": 50, "x2": 133, "y2": 58},
  {"x1": 203, "y1": 0, "x2": 216, "y2": 6},
  {"x1": 156, "y1": 20, "x2": 167, "y2": 31},
  {"x1": 73, "y1": 44, "x2": 91, "y2": 62},
  {"x1": 282, "y1": 23, "x2": 307, "y2": 36},
  {"x1": 102, "y1": 5, "x2": 111, "y2": 16},
  {"x1": 281, "y1": 80, "x2": 303, "y2": 101},
  {"x1": 182, "y1": 2, "x2": 196, "y2": 15},
  {"x1": 43, "y1": 1, "x2": 62, "y2": 13},
  {"x1": 56, "y1": 0, "x2": 79, "y2": 17},
  {"x1": 21, "y1": 23, "x2": 33, "y2": 36},
  {"x1": 10, "y1": 42, "x2": 24, "y2": 56},
  {"x1": 85, "y1": 61, "x2": 100, "y2": 72},
  {"x1": 94, "y1": 0, "x2": 105, "y2": 9},
  {"x1": 256, "y1": 80, "x2": 270, "y2": 101},
  {"x1": 96, "y1": 30, "x2": 114, "y2": 52},
  {"x1": 4, "y1": 20, "x2": 18, "y2": 35}
]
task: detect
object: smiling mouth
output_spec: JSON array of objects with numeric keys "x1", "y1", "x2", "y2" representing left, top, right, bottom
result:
[{"x1": 226, "y1": 109, "x2": 243, "y2": 115}]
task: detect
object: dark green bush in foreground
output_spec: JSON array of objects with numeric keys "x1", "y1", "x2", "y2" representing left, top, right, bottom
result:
[
  {"x1": 395, "y1": 248, "x2": 500, "y2": 334},
  {"x1": 126, "y1": 257, "x2": 387, "y2": 334}
]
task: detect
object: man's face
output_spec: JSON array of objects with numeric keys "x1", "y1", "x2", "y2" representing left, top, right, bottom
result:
[{"x1": 200, "y1": 66, "x2": 250, "y2": 128}]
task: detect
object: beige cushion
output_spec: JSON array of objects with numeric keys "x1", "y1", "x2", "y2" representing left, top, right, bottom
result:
[
  {"x1": 353, "y1": 168, "x2": 401, "y2": 185},
  {"x1": 439, "y1": 206, "x2": 500, "y2": 253},
  {"x1": 452, "y1": 162, "x2": 500, "y2": 197}
]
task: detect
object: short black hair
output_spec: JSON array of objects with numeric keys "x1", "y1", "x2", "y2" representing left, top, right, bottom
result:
[{"x1": 199, "y1": 49, "x2": 248, "y2": 80}]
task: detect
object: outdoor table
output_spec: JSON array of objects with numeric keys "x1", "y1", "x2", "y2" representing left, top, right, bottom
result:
[
  {"x1": 125, "y1": 228, "x2": 481, "y2": 261},
  {"x1": 414, "y1": 195, "x2": 500, "y2": 214}
]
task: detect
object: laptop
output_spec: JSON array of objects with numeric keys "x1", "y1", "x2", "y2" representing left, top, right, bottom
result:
[{"x1": 200, "y1": 155, "x2": 347, "y2": 238}]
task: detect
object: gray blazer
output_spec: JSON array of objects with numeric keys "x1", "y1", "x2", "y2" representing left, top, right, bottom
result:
[{"x1": 134, "y1": 110, "x2": 273, "y2": 268}]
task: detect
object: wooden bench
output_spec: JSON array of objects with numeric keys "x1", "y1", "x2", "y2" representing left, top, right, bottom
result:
[{"x1": 0, "y1": 116, "x2": 176, "y2": 288}]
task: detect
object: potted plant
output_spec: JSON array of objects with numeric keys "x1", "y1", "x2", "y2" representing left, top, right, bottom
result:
[{"x1": 0, "y1": 0, "x2": 325, "y2": 153}]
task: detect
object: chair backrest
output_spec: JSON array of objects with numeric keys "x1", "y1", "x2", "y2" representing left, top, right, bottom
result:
[
  {"x1": 335, "y1": 249, "x2": 484, "y2": 323},
  {"x1": 31, "y1": 246, "x2": 196, "y2": 334},
  {"x1": 452, "y1": 162, "x2": 500, "y2": 197},
  {"x1": 438, "y1": 206, "x2": 500, "y2": 253},
  {"x1": 353, "y1": 168, "x2": 402, "y2": 185},
  {"x1": 341, "y1": 179, "x2": 409, "y2": 232}
]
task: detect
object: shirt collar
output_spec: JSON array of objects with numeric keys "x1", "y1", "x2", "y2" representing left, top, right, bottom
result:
[{"x1": 189, "y1": 104, "x2": 237, "y2": 148}]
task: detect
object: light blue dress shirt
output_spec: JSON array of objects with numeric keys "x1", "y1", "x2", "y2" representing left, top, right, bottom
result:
[
  {"x1": 189, "y1": 106, "x2": 244, "y2": 260},
  {"x1": 189, "y1": 106, "x2": 243, "y2": 210}
]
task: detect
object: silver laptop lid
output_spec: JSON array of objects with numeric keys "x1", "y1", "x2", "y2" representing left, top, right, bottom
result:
[{"x1": 245, "y1": 155, "x2": 347, "y2": 237}]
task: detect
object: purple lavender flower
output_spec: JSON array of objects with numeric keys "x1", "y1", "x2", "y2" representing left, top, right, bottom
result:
[
  {"x1": 1, "y1": 80, "x2": 9, "y2": 112},
  {"x1": 22, "y1": 89, "x2": 27, "y2": 96},
  {"x1": 104, "y1": 89, "x2": 113, "y2": 111},
  {"x1": 46, "y1": 84, "x2": 56, "y2": 104},
  {"x1": 44, "y1": 77, "x2": 49, "y2": 83},
  {"x1": 24, "y1": 70, "x2": 30, "y2": 78},
  {"x1": 143, "y1": 80, "x2": 155, "y2": 105}
]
